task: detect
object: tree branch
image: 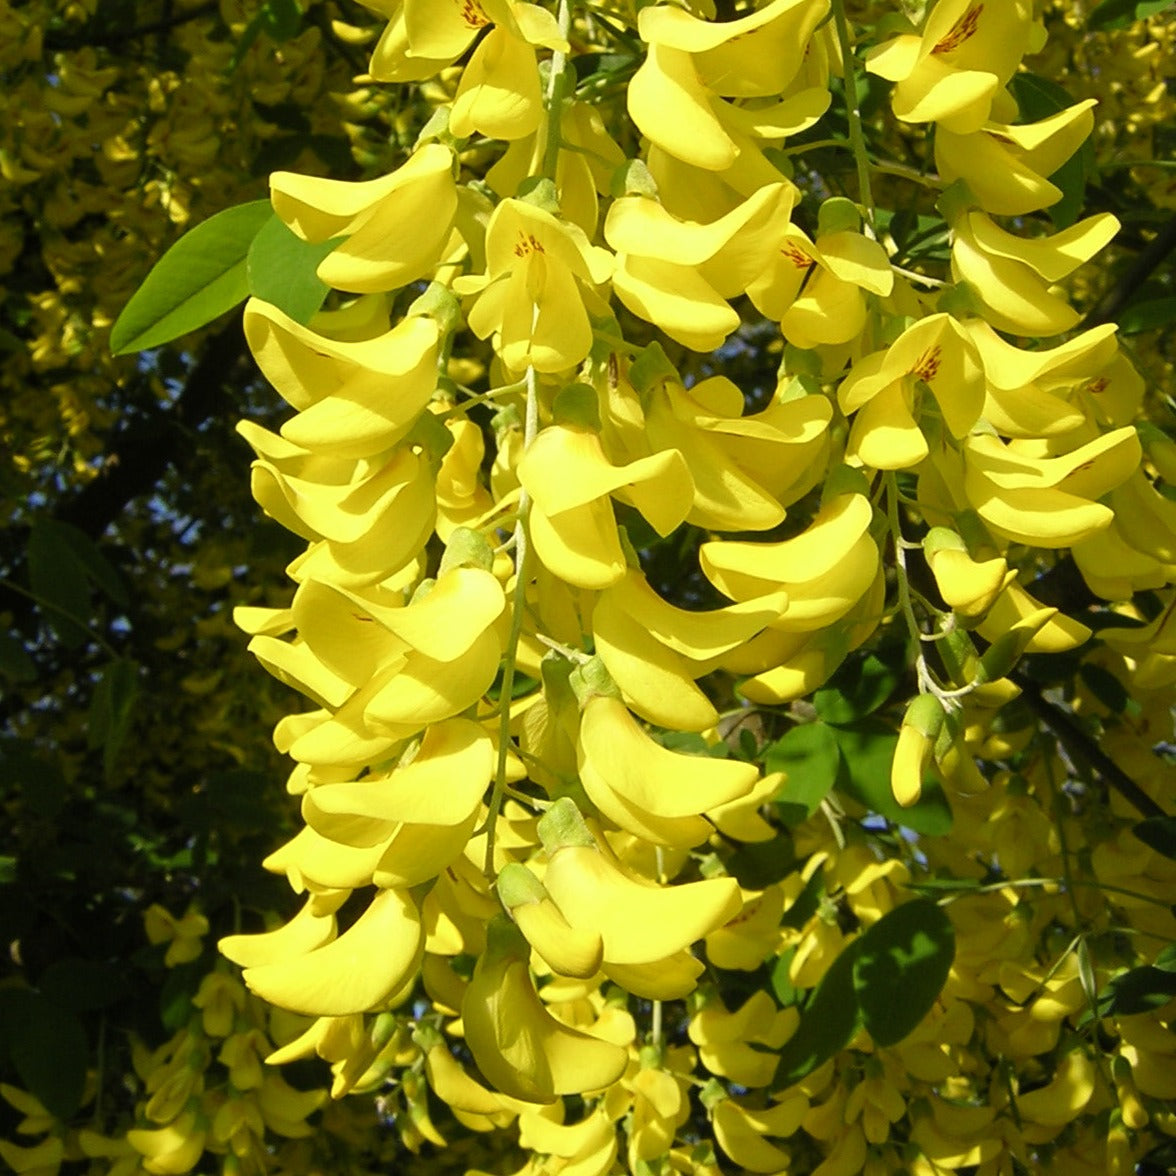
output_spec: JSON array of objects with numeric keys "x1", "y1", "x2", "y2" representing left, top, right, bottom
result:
[{"x1": 1015, "y1": 676, "x2": 1167, "y2": 819}]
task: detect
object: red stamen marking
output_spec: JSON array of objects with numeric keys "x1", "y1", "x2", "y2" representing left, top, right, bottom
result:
[
  {"x1": 781, "y1": 241, "x2": 814, "y2": 269},
  {"x1": 934, "y1": 4, "x2": 983, "y2": 54},
  {"x1": 1084, "y1": 377, "x2": 1109, "y2": 395},
  {"x1": 513, "y1": 231, "x2": 545, "y2": 258},
  {"x1": 912, "y1": 345, "x2": 942, "y2": 383},
  {"x1": 460, "y1": 0, "x2": 490, "y2": 29}
]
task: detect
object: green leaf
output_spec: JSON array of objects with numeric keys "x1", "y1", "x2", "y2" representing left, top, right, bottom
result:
[
  {"x1": 87, "y1": 659, "x2": 140, "y2": 782},
  {"x1": 1097, "y1": 965, "x2": 1176, "y2": 1016},
  {"x1": 773, "y1": 938, "x2": 862, "y2": 1087},
  {"x1": 0, "y1": 989, "x2": 88, "y2": 1120},
  {"x1": 726, "y1": 832, "x2": 796, "y2": 890},
  {"x1": 813, "y1": 650, "x2": 901, "y2": 725},
  {"x1": 771, "y1": 948, "x2": 799, "y2": 1007},
  {"x1": 780, "y1": 869, "x2": 825, "y2": 931},
  {"x1": 1118, "y1": 297, "x2": 1176, "y2": 336},
  {"x1": 261, "y1": 0, "x2": 303, "y2": 40},
  {"x1": 38, "y1": 959, "x2": 130, "y2": 1012},
  {"x1": 764, "y1": 722, "x2": 843, "y2": 824},
  {"x1": 0, "y1": 631, "x2": 36, "y2": 684},
  {"x1": 27, "y1": 520, "x2": 98, "y2": 648},
  {"x1": 833, "y1": 719, "x2": 954, "y2": 835},
  {"x1": 246, "y1": 214, "x2": 342, "y2": 324},
  {"x1": 853, "y1": 899, "x2": 955, "y2": 1047},
  {"x1": 1131, "y1": 815, "x2": 1176, "y2": 860},
  {"x1": 1079, "y1": 663, "x2": 1129, "y2": 713},
  {"x1": 0, "y1": 741, "x2": 67, "y2": 820},
  {"x1": 1088, "y1": 0, "x2": 1173, "y2": 29},
  {"x1": 110, "y1": 200, "x2": 272, "y2": 354}
]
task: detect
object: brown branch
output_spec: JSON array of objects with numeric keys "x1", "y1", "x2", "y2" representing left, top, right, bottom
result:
[{"x1": 1015, "y1": 676, "x2": 1167, "y2": 819}]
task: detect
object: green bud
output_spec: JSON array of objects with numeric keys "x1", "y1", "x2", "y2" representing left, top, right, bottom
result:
[
  {"x1": 818, "y1": 196, "x2": 862, "y2": 237},
  {"x1": 438, "y1": 527, "x2": 495, "y2": 574},
  {"x1": 537, "y1": 796, "x2": 596, "y2": 852},
  {"x1": 553, "y1": 382, "x2": 602, "y2": 431},
  {"x1": 569, "y1": 655, "x2": 620, "y2": 704},
  {"x1": 495, "y1": 862, "x2": 547, "y2": 910},
  {"x1": 610, "y1": 158, "x2": 659, "y2": 199}
]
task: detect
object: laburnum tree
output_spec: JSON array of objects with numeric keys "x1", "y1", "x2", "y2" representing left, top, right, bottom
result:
[{"x1": 4, "y1": 0, "x2": 1176, "y2": 1174}]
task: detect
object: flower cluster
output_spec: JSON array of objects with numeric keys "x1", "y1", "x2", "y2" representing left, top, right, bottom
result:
[{"x1": 205, "y1": 1, "x2": 1176, "y2": 1174}]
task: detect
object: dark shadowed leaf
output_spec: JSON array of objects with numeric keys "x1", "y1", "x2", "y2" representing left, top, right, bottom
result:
[
  {"x1": 773, "y1": 938, "x2": 861, "y2": 1087},
  {"x1": 853, "y1": 899, "x2": 955, "y2": 1047},
  {"x1": 1132, "y1": 815, "x2": 1176, "y2": 860},
  {"x1": 0, "y1": 989, "x2": 88, "y2": 1119}
]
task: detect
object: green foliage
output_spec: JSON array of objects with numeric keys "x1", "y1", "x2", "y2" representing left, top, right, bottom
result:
[{"x1": 110, "y1": 201, "x2": 273, "y2": 353}]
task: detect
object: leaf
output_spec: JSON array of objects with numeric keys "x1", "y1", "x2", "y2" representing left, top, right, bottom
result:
[
  {"x1": 1118, "y1": 296, "x2": 1176, "y2": 336},
  {"x1": 38, "y1": 959, "x2": 129, "y2": 1012},
  {"x1": 27, "y1": 521, "x2": 96, "y2": 648},
  {"x1": 726, "y1": 832, "x2": 796, "y2": 890},
  {"x1": 771, "y1": 948, "x2": 799, "y2": 1007},
  {"x1": 773, "y1": 938, "x2": 862, "y2": 1087},
  {"x1": 852, "y1": 899, "x2": 955, "y2": 1047},
  {"x1": 0, "y1": 632, "x2": 36, "y2": 684},
  {"x1": 247, "y1": 215, "x2": 342, "y2": 325},
  {"x1": 1131, "y1": 815, "x2": 1176, "y2": 860},
  {"x1": 1097, "y1": 966, "x2": 1176, "y2": 1016},
  {"x1": 0, "y1": 989, "x2": 88, "y2": 1120},
  {"x1": 833, "y1": 719, "x2": 954, "y2": 835},
  {"x1": 109, "y1": 200, "x2": 272, "y2": 354},
  {"x1": 261, "y1": 0, "x2": 303, "y2": 40},
  {"x1": 813, "y1": 649, "x2": 901, "y2": 725},
  {"x1": 764, "y1": 722, "x2": 843, "y2": 824},
  {"x1": 1079, "y1": 663, "x2": 1129, "y2": 713},
  {"x1": 1088, "y1": 0, "x2": 1173, "y2": 29},
  {"x1": 780, "y1": 869, "x2": 825, "y2": 931},
  {"x1": 0, "y1": 741, "x2": 66, "y2": 820},
  {"x1": 87, "y1": 659, "x2": 140, "y2": 782}
]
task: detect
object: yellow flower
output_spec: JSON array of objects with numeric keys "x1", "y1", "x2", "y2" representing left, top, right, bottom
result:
[
  {"x1": 605, "y1": 183, "x2": 794, "y2": 352},
  {"x1": 951, "y1": 209, "x2": 1119, "y2": 336},
  {"x1": 748, "y1": 223, "x2": 893, "y2": 348},
  {"x1": 629, "y1": 0, "x2": 831, "y2": 177},
  {"x1": 867, "y1": 0, "x2": 1039, "y2": 133},
  {"x1": 516, "y1": 422, "x2": 693, "y2": 588},
  {"x1": 838, "y1": 312, "x2": 983, "y2": 470},
  {"x1": 457, "y1": 199, "x2": 612, "y2": 373},
  {"x1": 270, "y1": 144, "x2": 458, "y2": 294},
  {"x1": 144, "y1": 904, "x2": 208, "y2": 967},
  {"x1": 935, "y1": 100, "x2": 1096, "y2": 216},
  {"x1": 962, "y1": 426, "x2": 1141, "y2": 547}
]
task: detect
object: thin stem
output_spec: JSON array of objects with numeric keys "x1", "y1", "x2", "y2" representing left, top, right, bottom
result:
[
  {"x1": 483, "y1": 366, "x2": 540, "y2": 879},
  {"x1": 831, "y1": 0, "x2": 875, "y2": 227},
  {"x1": 541, "y1": 0, "x2": 573, "y2": 181},
  {"x1": 892, "y1": 264, "x2": 948, "y2": 289}
]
